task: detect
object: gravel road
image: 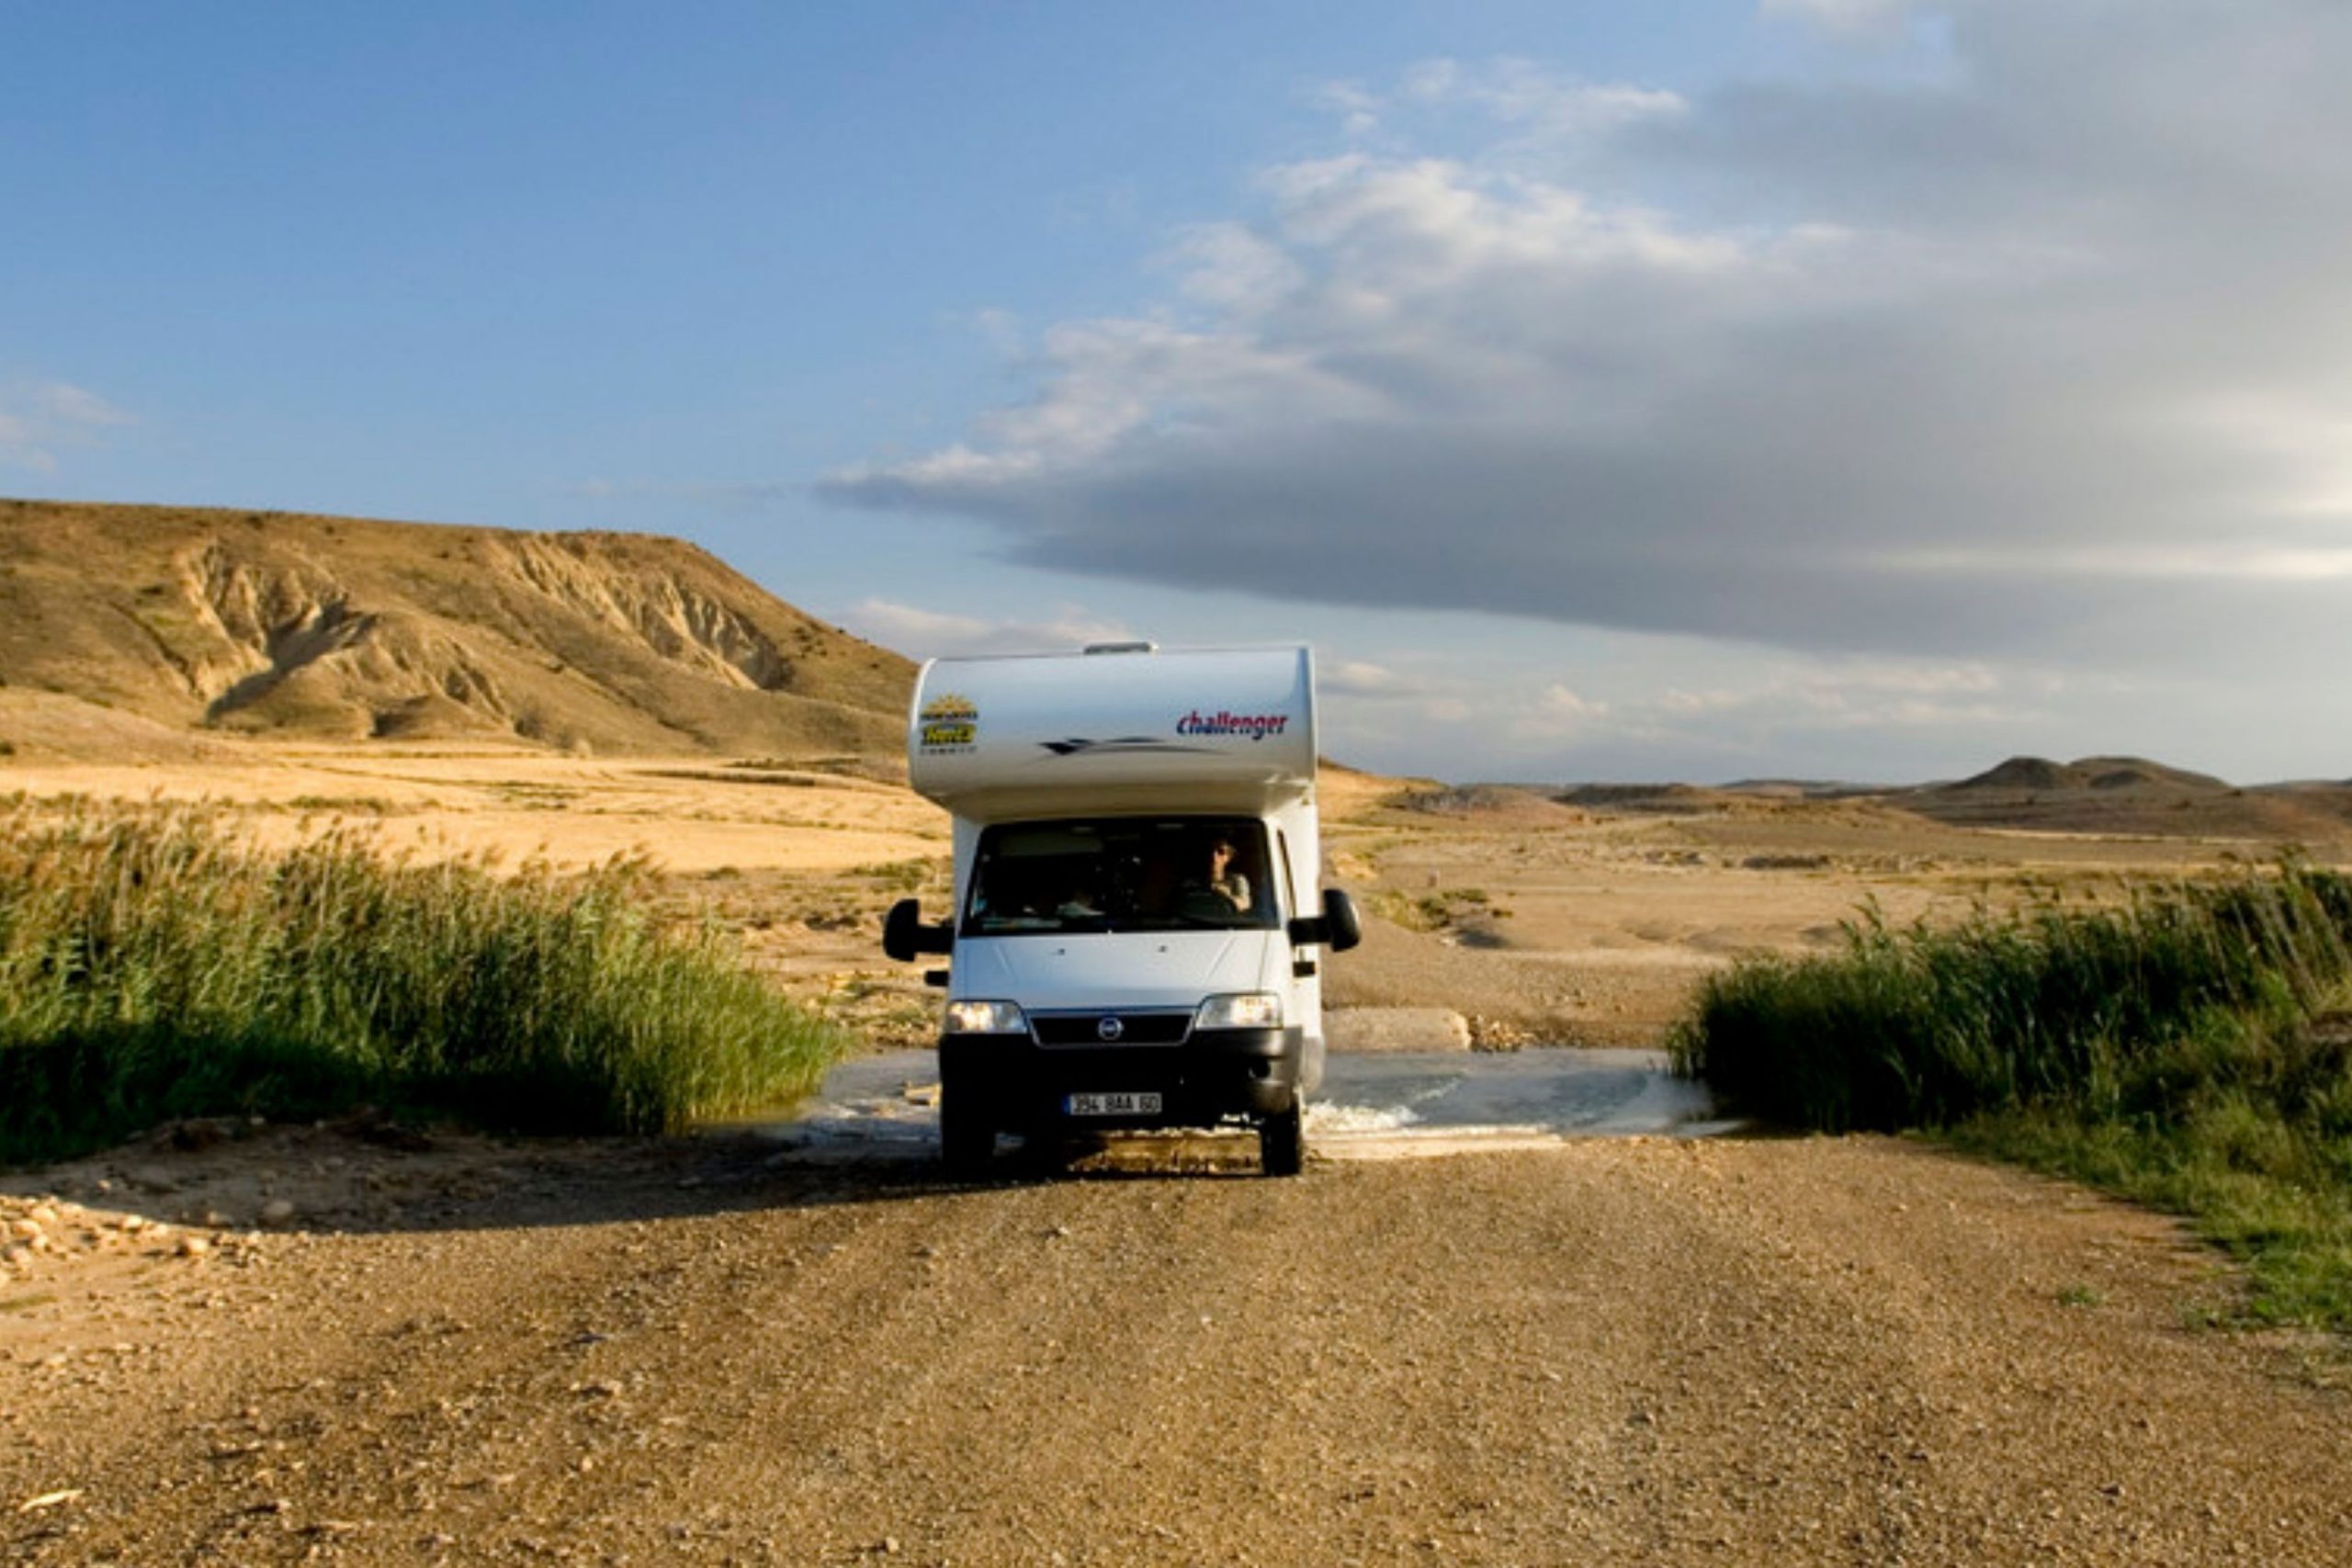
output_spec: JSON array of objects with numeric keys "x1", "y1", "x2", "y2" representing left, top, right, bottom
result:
[{"x1": 5, "y1": 1132, "x2": 2347, "y2": 1565}]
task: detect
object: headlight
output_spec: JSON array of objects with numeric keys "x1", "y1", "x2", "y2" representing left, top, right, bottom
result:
[
  {"x1": 1194, "y1": 992, "x2": 1283, "y2": 1031},
  {"x1": 944, "y1": 998, "x2": 1028, "y2": 1034}
]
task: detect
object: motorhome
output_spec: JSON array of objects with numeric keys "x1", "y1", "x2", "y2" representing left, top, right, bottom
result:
[{"x1": 881, "y1": 643, "x2": 1360, "y2": 1176}]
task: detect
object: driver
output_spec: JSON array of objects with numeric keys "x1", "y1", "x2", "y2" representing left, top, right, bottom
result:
[{"x1": 1192, "y1": 831, "x2": 1250, "y2": 913}]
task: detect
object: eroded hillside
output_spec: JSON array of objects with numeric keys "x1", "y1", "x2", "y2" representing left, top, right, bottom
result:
[{"x1": 0, "y1": 500, "x2": 913, "y2": 758}]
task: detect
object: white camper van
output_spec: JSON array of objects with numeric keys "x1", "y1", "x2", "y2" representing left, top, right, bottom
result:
[{"x1": 881, "y1": 643, "x2": 1361, "y2": 1176}]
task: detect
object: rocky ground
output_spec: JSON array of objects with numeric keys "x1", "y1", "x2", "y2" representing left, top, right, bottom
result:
[{"x1": 5, "y1": 1122, "x2": 2348, "y2": 1566}]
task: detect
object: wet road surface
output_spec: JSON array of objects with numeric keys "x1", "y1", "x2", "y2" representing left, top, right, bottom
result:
[{"x1": 756, "y1": 1046, "x2": 1733, "y2": 1166}]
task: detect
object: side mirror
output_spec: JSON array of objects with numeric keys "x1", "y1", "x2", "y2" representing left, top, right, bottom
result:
[
  {"x1": 1322, "y1": 888, "x2": 1362, "y2": 953},
  {"x1": 883, "y1": 898, "x2": 955, "y2": 962},
  {"x1": 1285, "y1": 888, "x2": 1363, "y2": 953}
]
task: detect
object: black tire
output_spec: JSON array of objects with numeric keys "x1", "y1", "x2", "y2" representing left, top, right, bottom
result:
[
  {"x1": 1260, "y1": 1100, "x2": 1306, "y2": 1178},
  {"x1": 939, "y1": 1089, "x2": 993, "y2": 1177}
]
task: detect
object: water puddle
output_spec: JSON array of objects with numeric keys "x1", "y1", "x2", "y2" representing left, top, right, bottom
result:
[{"x1": 752, "y1": 1047, "x2": 1736, "y2": 1167}]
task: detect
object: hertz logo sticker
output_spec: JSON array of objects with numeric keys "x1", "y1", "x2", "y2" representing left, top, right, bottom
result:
[
  {"x1": 918, "y1": 691, "x2": 979, "y2": 751},
  {"x1": 920, "y1": 692, "x2": 978, "y2": 721}
]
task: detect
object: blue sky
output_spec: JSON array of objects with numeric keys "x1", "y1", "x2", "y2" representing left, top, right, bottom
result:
[{"x1": 7, "y1": 2, "x2": 2351, "y2": 784}]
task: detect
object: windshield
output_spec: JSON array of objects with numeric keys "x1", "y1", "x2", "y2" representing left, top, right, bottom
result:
[{"x1": 963, "y1": 817, "x2": 1280, "y2": 936}]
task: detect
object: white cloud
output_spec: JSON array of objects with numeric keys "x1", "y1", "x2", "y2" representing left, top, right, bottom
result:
[
  {"x1": 1173, "y1": 223, "x2": 1306, "y2": 315},
  {"x1": 1398, "y1": 56, "x2": 1688, "y2": 141},
  {"x1": 1321, "y1": 659, "x2": 1437, "y2": 700},
  {"x1": 966, "y1": 308, "x2": 1024, "y2": 356},
  {"x1": 1498, "y1": 682, "x2": 1611, "y2": 745},
  {"x1": 1306, "y1": 647, "x2": 2028, "y2": 778},
  {"x1": 825, "y1": 8, "x2": 2352, "y2": 688},
  {"x1": 1759, "y1": 0, "x2": 1916, "y2": 34},
  {"x1": 0, "y1": 381, "x2": 130, "y2": 473},
  {"x1": 1620, "y1": 660, "x2": 2015, "y2": 741},
  {"x1": 1307, "y1": 79, "x2": 1382, "y2": 139},
  {"x1": 834, "y1": 598, "x2": 1136, "y2": 660},
  {"x1": 1538, "y1": 682, "x2": 1608, "y2": 720}
]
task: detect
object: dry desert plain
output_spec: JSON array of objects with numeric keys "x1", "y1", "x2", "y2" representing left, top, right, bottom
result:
[{"x1": 5, "y1": 743, "x2": 2352, "y2": 1564}]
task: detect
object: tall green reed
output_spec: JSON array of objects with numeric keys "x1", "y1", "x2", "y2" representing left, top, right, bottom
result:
[
  {"x1": 1672, "y1": 863, "x2": 2352, "y2": 1325},
  {"x1": 1671, "y1": 862, "x2": 2352, "y2": 1132},
  {"x1": 0, "y1": 798, "x2": 848, "y2": 1162}
]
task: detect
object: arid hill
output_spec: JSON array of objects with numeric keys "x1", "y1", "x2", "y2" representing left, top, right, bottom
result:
[
  {"x1": 1388, "y1": 783, "x2": 1590, "y2": 826},
  {"x1": 0, "y1": 500, "x2": 913, "y2": 758},
  {"x1": 1540, "y1": 755, "x2": 2352, "y2": 843},
  {"x1": 1893, "y1": 754, "x2": 2349, "y2": 840},
  {"x1": 1942, "y1": 754, "x2": 2229, "y2": 795},
  {"x1": 1556, "y1": 782, "x2": 1746, "y2": 816}
]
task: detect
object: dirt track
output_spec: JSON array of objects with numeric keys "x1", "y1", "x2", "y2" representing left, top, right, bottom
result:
[{"x1": 6, "y1": 1131, "x2": 2346, "y2": 1566}]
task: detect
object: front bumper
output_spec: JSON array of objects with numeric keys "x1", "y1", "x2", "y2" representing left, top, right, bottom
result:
[{"x1": 940, "y1": 1026, "x2": 1315, "y2": 1131}]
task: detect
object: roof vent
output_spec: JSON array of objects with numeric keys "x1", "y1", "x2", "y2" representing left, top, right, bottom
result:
[{"x1": 1081, "y1": 640, "x2": 1158, "y2": 655}]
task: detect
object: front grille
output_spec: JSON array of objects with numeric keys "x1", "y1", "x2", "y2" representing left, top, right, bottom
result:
[{"x1": 1030, "y1": 1010, "x2": 1193, "y2": 1046}]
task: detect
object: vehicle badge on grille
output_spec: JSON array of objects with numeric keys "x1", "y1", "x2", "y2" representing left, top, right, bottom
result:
[{"x1": 1096, "y1": 1015, "x2": 1125, "y2": 1042}]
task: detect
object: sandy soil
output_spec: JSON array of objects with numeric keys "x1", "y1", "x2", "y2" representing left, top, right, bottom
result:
[
  {"x1": 4, "y1": 745, "x2": 2348, "y2": 1562},
  {"x1": 5, "y1": 1128, "x2": 2347, "y2": 1565},
  {"x1": 0, "y1": 747, "x2": 941, "y2": 874}
]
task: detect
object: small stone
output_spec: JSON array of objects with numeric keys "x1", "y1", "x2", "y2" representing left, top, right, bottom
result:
[
  {"x1": 176, "y1": 1235, "x2": 211, "y2": 1258},
  {"x1": 260, "y1": 1200, "x2": 296, "y2": 1224}
]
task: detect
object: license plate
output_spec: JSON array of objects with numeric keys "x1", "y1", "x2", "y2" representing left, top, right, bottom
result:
[{"x1": 1066, "y1": 1091, "x2": 1161, "y2": 1117}]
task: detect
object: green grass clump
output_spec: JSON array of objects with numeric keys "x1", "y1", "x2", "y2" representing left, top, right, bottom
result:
[
  {"x1": 1671, "y1": 863, "x2": 2352, "y2": 1327},
  {"x1": 0, "y1": 799, "x2": 848, "y2": 1164},
  {"x1": 1365, "y1": 886, "x2": 1511, "y2": 934}
]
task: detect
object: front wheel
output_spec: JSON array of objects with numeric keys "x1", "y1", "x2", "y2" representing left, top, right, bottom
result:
[
  {"x1": 939, "y1": 1089, "x2": 993, "y2": 1177},
  {"x1": 1259, "y1": 1100, "x2": 1306, "y2": 1178}
]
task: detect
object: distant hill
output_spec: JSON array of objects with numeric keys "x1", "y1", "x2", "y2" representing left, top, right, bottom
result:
[
  {"x1": 1555, "y1": 782, "x2": 1739, "y2": 816},
  {"x1": 1896, "y1": 754, "x2": 2347, "y2": 839},
  {"x1": 1941, "y1": 755, "x2": 2229, "y2": 795},
  {"x1": 1538, "y1": 753, "x2": 2352, "y2": 842},
  {"x1": 1387, "y1": 783, "x2": 1592, "y2": 825},
  {"x1": 0, "y1": 499, "x2": 914, "y2": 758}
]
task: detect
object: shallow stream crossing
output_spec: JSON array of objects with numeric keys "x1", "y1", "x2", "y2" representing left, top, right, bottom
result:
[{"x1": 753, "y1": 1046, "x2": 1736, "y2": 1166}]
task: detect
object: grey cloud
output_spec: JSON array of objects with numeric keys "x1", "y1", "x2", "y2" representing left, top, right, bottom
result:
[{"x1": 823, "y1": 2, "x2": 2352, "y2": 672}]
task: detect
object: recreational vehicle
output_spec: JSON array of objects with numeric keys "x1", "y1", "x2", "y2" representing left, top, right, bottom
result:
[{"x1": 881, "y1": 643, "x2": 1361, "y2": 1175}]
